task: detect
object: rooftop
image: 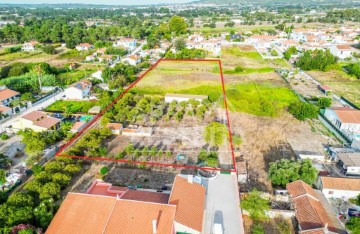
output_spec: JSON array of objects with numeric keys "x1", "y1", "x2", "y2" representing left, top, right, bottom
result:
[
  {"x1": 336, "y1": 44, "x2": 352, "y2": 50},
  {"x1": 34, "y1": 116, "x2": 60, "y2": 129},
  {"x1": 337, "y1": 152, "x2": 360, "y2": 166},
  {"x1": 69, "y1": 80, "x2": 92, "y2": 91},
  {"x1": 0, "y1": 105, "x2": 11, "y2": 113},
  {"x1": 320, "y1": 176, "x2": 360, "y2": 191},
  {"x1": 21, "y1": 111, "x2": 47, "y2": 122},
  {"x1": 287, "y1": 180, "x2": 346, "y2": 234},
  {"x1": 106, "y1": 123, "x2": 123, "y2": 131},
  {"x1": 331, "y1": 107, "x2": 360, "y2": 124},
  {"x1": 70, "y1": 121, "x2": 87, "y2": 131},
  {"x1": 0, "y1": 88, "x2": 19, "y2": 102}
]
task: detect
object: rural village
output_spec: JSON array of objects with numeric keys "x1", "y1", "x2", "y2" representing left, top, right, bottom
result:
[{"x1": 0, "y1": 1, "x2": 360, "y2": 234}]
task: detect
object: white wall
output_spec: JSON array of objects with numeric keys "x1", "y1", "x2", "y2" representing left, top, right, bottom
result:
[
  {"x1": 174, "y1": 221, "x2": 200, "y2": 234},
  {"x1": 322, "y1": 188, "x2": 360, "y2": 199},
  {"x1": 65, "y1": 87, "x2": 84, "y2": 100}
]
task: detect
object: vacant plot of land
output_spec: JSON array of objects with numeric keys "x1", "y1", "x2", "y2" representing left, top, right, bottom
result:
[
  {"x1": 308, "y1": 69, "x2": 360, "y2": 107},
  {"x1": 46, "y1": 100, "x2": 96, "y2": 113},
  {"x1": 57, "y1": 67, "x2": 98, "y2": 85}
]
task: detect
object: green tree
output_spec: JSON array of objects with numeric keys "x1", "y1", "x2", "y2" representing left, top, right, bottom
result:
[
  {"x1": 0, "y1": 169, "x2": 6, "y2": 184},
  {"x1": 204, "y1": 122, "x2": 228, "y2": 147},
  {"x1": 64, "y1": 164, "x2": 81, "y2": 175},
  {"x1": 51, "y1": 173, "x2": 71, "y2": 188},
  {"x1": 288, "y1": 102, "x2": 319, "y2": 120},
  {"x1": 269, "y1": 159, "x2": 317, "y2": 187},
  {"x1": 240, "y1": 189, "x2": 269, "y2": 221},
  {"x1": 169, "y1": 16, "x2": 187, "y2": 35},
  {"x1": 346, "y1": 217, "x2": 360, "y2": 234},
  {"x1": 7, "y1": 193, "x2": 34, "y2": 207},
  {"x1": 35, "y1": 171, "x2": 52, "y2": 184},
  {"x1": 39, "y1": 182, "x2": 60, "y2": 200},
  {"x1": 24, "y1": 180, "x2": 43, "y2": 193},
  {"x1": 232, "y1": 135, "x2": 243, "y2": 147},
  {"x1": 251, "y1": 223, "x2": 265, "y2": 234},
  {"x1": 99, "y1": 166, "x2": 109, "y2": 175},
  {"x1": 34, "y1": 199, "x2": 55, "y2": 229},
  {"x1": 174, "y1": 38, "x2": 186, "y2": 51},
  {"x1": 44, "y1": 161, "x2": 63, "y2": 173},
  {"x1": 317, "y1": 97, "x2": 332, "y2": 108},
  {"x1": 42, "y1": 45, "x2": 55, "y2": 54}
]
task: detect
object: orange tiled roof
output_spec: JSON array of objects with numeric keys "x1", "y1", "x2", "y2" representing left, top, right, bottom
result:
[
  {"x1": 122, "y1": 190, "x2": 170, "y2": 204},
  {"x1": 0, "y1": 105, "x2": 11, "y2": 113},
  {"x1": 331, "y1": 107, "x2": 360, "y2": 124},
  {"x1": 46, "y1": 193, "x2": 176, "y2": 234},
  {"x1": 106, "y1": 123, "x2": 123, "y2": 131},
  {"x1": 34, "y1": 116, "x2": 60, "y2": 129},
  {"x1": 287, "y1": 180, "x2": 346, "y2": 234},
  {"x1": 78, "y1": 43, "x2": 92, "y2": 48},
  {"x1": 70, "y1": 121, "x2": 87, "y2": 131},
  {"x1": 0, "y1": 89, "x2": 19, "y2": 101},
  {"x1": 336, "y1": 44, "x2": 352, "y2": 50},
  {"x1": 320, "y1": 177, "x2": 360, "y2": 191},
  {"x1": 21, "y1": 111, "x2": 47, "y2": 122},
  {"x1": 169, "y1": 176, "x2": 206, "y2": 232}
]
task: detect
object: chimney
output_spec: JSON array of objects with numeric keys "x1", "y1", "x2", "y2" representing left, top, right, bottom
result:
[
  {"x1": 152, "y1": 220, "x2": 157, "y2": 234},
  {"x1": 187, "y1": 175, "x2": 193, "y2": 184},
  {"x1": 323, "y1": 223, "x2": 329, "y2": 234}
]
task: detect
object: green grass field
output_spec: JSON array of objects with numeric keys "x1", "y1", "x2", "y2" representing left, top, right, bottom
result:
[
  {"x1": 57, "y1": 68, "x2": 97, "y2": 86},
  {"x1": 0, "y1": 51, "x2": 43, "y2": 62},
  {"x1": 46, "y1": 100, "x2": 96, "y2": 113}
]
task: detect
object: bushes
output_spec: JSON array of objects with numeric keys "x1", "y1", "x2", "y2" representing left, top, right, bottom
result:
[
  {"x1": 42, "y1": 45, "x2": 56, "y2": 55},
  {"x1": 345, "y1": 62, "x2": 360, "y2": 79},
  {"x1": 198, "y1": 150, "x2": 219, "y2": 167},
  {"x1": 288, "y1": 101, "x2": 319, "y2": 120},
  {"x1": 165, "y1": 48, "x2": 208, "y2": 59}
]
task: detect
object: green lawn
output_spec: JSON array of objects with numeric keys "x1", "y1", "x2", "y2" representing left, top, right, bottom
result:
[
  {"x1": 45, "y1": 100, "x2": 96, "y2": 113},
  {"x1": 223, "y1": 67, "x2": 274, "y2": 75},
  {"x1": 0, "y1": 51, "x2": 43, "y2": 62}
]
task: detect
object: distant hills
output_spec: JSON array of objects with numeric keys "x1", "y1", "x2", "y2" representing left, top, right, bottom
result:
[{"x1": 195, "y1": 0, "x2": 357, "y2": 4}]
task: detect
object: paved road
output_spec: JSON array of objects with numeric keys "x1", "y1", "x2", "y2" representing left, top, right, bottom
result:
[
  {"x1": 203, "y1": 174, "x2": 244, "y2": 234},
  {"x1": 0, "y1": 90, "x2": 65, "y2": 131}
]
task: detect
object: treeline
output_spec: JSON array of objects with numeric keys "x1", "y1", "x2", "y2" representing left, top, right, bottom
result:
[
  {"x1": 346, "y1": 63, "x2": 360, "y2": 79},
  {"x1": 296, "y1": 49, "x2": 337, "y2": 71},
  {"x1": 165, "y1": 48, "x2": 208, "y2": 59}
]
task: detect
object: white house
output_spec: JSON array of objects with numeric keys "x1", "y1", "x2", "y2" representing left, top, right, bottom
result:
[
  {"x1": 122, "y1": 55, "x2": 141, "y2": 66},
  {"x1": 324, "y1": 107, "x2": 360, "y2": 135},
  {"x1": 22, "y1": 41, "x2": 39, "y2": 52},
  {"x1": 12, "y1": 111, "x2": 60, "y2": 132},
  {"x1": 329, "y1": 45, "x2": 353, "y2": 60},
  {"x1": 0, "y1": 105, "x2": 13, "y2": 120},
  {"x1": 75, "y1": 43, "x2": 94, "y2": 51},
  {"x1": 64, "y1": 80, "x2": 92, "y2": 100},
  {"x1": 317, "y1": 176, "x2": 360, "y2": 199},
  {"x1": 113, "y1": 37, "x2": 137, "y2": 51},
  {"x1": 164, "y1": 94, "x2": 208, "y2": 103},
  {"x1": 0, "y1": 88, "x2": 20, "y2": 106},
  {"x1": 336, "y1": 152, "x2": 360, "y2": 176},
  {"x1": 122, "y1": 125, "x2": 152, "y2": 137},
  {"x1": 106, "y1": 123, "x2": 123, "y2": 135}
]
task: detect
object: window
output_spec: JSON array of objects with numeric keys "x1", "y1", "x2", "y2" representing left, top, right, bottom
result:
[{"x1": 328, "y1": 191, "x2": 334, "y2": 194}]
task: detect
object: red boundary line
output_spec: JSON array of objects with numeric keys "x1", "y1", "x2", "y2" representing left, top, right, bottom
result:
[{"x1": 56, "y1": 58, "x2": 237, "y2": 173}]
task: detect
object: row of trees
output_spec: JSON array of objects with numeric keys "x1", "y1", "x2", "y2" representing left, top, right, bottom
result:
[
  {"x1": 165, "y1": 48, "x2": 208, "y2": 59},
  {"x1": 289, "y1": 97, "x2": 332, "y2": 121},
  {"x1": 117, "y1": 143, "x2": 173, "y2": 161},
  {"x1": 0, "y1": 157, "x2": 81, "y2": 233}
]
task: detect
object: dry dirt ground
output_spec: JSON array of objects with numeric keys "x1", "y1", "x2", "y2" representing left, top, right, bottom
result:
[{"x1": 228, "y1": 111, "x2": 339, "y2": 192}]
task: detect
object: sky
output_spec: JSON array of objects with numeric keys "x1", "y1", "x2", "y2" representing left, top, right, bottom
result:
[{"x1": 1, "y1": 0, "x2": 194, "y2": 5}]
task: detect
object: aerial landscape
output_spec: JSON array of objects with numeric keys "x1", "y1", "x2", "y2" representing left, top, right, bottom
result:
[{"x1": 0, "y1": 0, "x2": 360, "y2": 233}]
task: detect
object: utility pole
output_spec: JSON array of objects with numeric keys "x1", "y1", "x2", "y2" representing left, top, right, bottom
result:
[{"x1": 34, "y1": 64, "x2": 43, "y2": 97}]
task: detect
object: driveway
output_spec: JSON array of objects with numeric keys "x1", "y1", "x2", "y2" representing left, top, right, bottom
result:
[{"x1": 202, "y1": 174, "x2": 244, "y2": 234}]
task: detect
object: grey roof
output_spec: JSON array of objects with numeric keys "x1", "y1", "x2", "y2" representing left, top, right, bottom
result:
[{"x1": 337, "y1": 152, "x2": 360, "y2": 166}]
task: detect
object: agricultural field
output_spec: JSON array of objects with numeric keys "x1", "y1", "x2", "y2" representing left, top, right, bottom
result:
[{"x1": 308, "y1": 67, "x2": 360, "y2": 107}]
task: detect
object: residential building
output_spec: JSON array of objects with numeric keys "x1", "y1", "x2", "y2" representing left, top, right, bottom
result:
[
  {"x1": 122, "y1": 55, "x2": 141, "y2": 66},
  {"x1": 336, "y1": 152, "x2": 360, "y2": 176},
  {"x1": 316, "y1": 176, "x2": 360, "y2": 199},
  {"x1": 64, "y1": 80, "x2": 92, "y2": 100},
  {"x1": 0, "y1": 88, "x2": 20, "y2": 106},
  {"x1": 106, "y1": 123, "x2": 123, "y2": 135},
  {"x1": 13, "y1": 111, "x2": 60, "y2": 132},
  {"x1": 122, "y1": 125, "x2": 152, "y2": 137},
  {"x1": 113, "y1": 37, "x2": 137, "y2": 51},
  {"x1": 75, "y1": 43, "x2": 94, "y2": 51},
  {"x1": 70, "y1": 121, "x2": 87, "y2": 133},
  {"x1": 329, "y1": 45, "x2": 353, "y2": 60},
  {"x1": 318, "y1": 85, "x2": 332, "y2": 95},
  {"x1": 0, "y1": 105, "x2": 13, "y2": 120},
  {"x1": 164, "y1": 93, "x2": 208, "y2": 103},
  {"x1": 46, "y1": 175, "x2": 206, "y2": 234},
  {"x1": 287, "y1": 180, "x2": 346, "y2": 234},
  {"x1": 324, "y1": 107, "x2": 360, "y2": 136},
  {"x1": 21, "y1": 40, "x2": 39, "y2": 52},
  {"x1": 246, "y1": 35, "x2": 278, "y2": 49}
]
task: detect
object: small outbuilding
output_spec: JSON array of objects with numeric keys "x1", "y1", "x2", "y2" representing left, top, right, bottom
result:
[
  {"x1": 88, "y1": 106, "x2": 101, "y2": 115},
  {"x1": 106, "y1": 123, "x2": 123, "y2": 135}
]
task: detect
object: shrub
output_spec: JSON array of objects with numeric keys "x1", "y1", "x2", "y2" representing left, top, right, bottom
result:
[
  {"x1": 0, "y1": 133, "x2": 9, "y2": 140},
  {"x1": 288, "y1": 102, "x2": 319, "y2": 120},
  {"x1": 99, "y1": 166, "x2": 109, "y2": 175}
]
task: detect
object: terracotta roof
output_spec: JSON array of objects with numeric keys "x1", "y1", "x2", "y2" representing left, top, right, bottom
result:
[
  {"x1": 78, "y1": 43, "x2": 92, "y2": 48},
  {"x1": 169, "y1": 176, "x2": 206, "y2": 232},
  {"x1": 331, "y1": 107, "x2": 360, "y2": 124},
  {"x1": 106, "y1": 123, "x2": 123, "y2": 131},
  {"x1": 122, "y1": 190, "x2": 170, "y2": 204},
  {"x1": 286, "y1": 180, "x2": 318, "y2": 199},
  {"x1": 46, "y1": 193, "x2": 176, "y2": 234},
  {"x1": 301, "y1": 229, "x2": 326, "y2": 234},
  {"x1": 318, "y1": 85, "x2": 331, "y2": 91},
  {"x1": 320, "y1": 176, "x2": 360, "y2": 191},
  {"x1": 0, "y1": 105, "x2": 11, "y2": 113},
  {"x1": 0, "y1": 89, "x2": 19, "y2": 101},
  {"x1": 70, "y1": 121, "x2": 87, "y2": 131},
  {"x1": 34, "y1": 116, "x2": 60, "y2": 129},
  {"x1": 104, "y1": 199, "x2": 176, "y2": 234},
  {"x1": 21, "y1": 111, "x2": 47, "y2": 122},
  {"x1": 336, "y1": 44, "x2": 352, "y2": 50},
  {"x1": 287, "y1": 180, "x2": 346, "y2": 234},
  {"x1": 128, "y1": 55, "x2": 140, "y2": 60}
]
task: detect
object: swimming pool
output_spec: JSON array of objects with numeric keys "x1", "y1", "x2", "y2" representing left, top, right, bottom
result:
[{"x1": 79, "y1": 115, "x2": 94, "y2": 122}]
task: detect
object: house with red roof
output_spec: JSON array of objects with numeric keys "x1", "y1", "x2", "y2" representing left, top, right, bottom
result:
[
  {"x1": 46, "y1": 175, "x2": 206, "y2": 234},
  {"x1": 122, "y1": 54, "x2": 142, "y2": 66},
  {"x1": 13, "y1": 111, "x2": 60, "y2": 132},
  {"x1": 329, "y1": 44, "x2": 353, "y2": 60},
  {"x1": 76, "y1": 43, "x2": 94, "y2": 51},
  {"x1": 0, "y1": 88, "x2": 20, "y2": 106},
  {"x1": 21, "y1": 40, "x2": 40, "y2": 52},
  {"x1": 324, "y1": 107, "x2": 360, "y2": 136},
  {"x1": 287, "y1": 180, "x2": 346, "y2": 234}
]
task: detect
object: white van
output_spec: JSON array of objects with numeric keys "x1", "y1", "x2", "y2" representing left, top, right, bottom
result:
[{"x1": 212, "y1": 223, "x2": 223, "y2": 234}]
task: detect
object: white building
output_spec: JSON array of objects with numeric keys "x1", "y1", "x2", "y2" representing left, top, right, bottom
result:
[
  {"x1": 164, "y1": 93, "x2": 208, "y2": 103},
  {"x1": 106, "y1": 123, "x2": 123, "y2": 135},
  {"x1": 113, "y1": 37, "x2": 137, "y2": 51},
  {"x1": 75, "y1": 43, "x2": 94, "y2": 51},
  {"x1": 0, "y1": 88, "x2": 20, "y2": 106},
  {"x1": 336, "y1": 152, "x2": 360, "y2": 176},
  {"x1": 122, "y1": 55, "x2": 141, "y2": 66},
  {"x1": 0, "y1": 105, "x2": 13, "y2": 120},
  {"x1": 317, "y1": 176, "x2": 360, "y2": 199},
  {"x1": 324, "y1": 107, "x2": 360, "y2": 136},
  {"x1": 329, "y1": 45, "x2": 353, "y2": 60},
  {"x1": 21, "y1": 41, "x2": 39, "y2": 52},
  {"x1": 64, "y1": 80, "x2": 92, "y2": 100}
]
